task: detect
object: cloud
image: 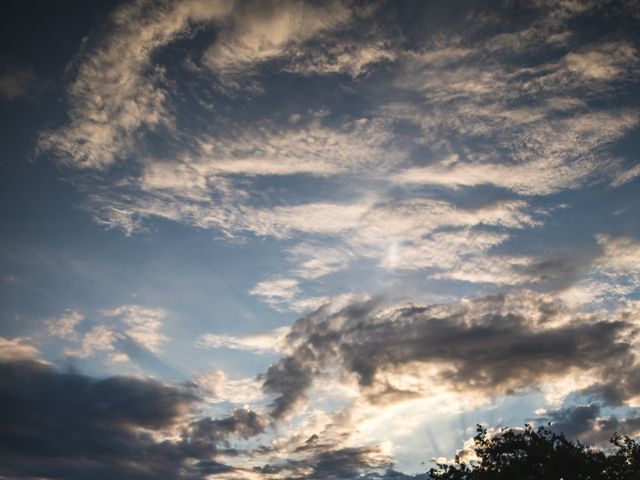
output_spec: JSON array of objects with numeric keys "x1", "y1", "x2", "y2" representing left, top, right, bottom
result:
[
  {"x1": 281, "y1": 3, "x2": 400, "y2": 78},
  {"x1": 64, "y1": 324, "x2": 117, "y2": 358},
  {"x1": 249, "y1": 278, "x2": 302, "y2": 310},
  {"x1": 195, "y1": 116, "x2": 393, "y2": 177},
  {"x1": 36, "y1": 0, "x2": 385, "y2": 170},
  {"x1": 563, "y1": 41, "x2": 638, "y2": 81},
  {"x1": 196, "y1": 325, "x2": 290, "y2": 354},
  {"x1": 195, "y1": 370, "x2": 264, "y2": 404},
  {"x1": 288, "y1": 243, "x2": 352, "y2": 280},
  {"x1": 388, "y1": 3, "x2": 640, "y2": 196},
  {"x1": 250, "y1": 275, "x2": 370, "y2": 312},
  {"x1": 256, "y1": 444, "x2": 392, "y2": 479},
  {"x1": 202, "y1": 0, "x2": 352, "y2": 78},
  {"x1": 388, "y1": 108, "x2": 638, "y2": 195},
  {"x1": 611, "y1": 162, "x2": 640, "y2": 187},
  {"x1": 0, "y1": 337, "x2": 40, "y2": 361},
  {"x1": 46, "y1": 310, "x2": 84, "y2": 340},
  {"x1": 0, "y1": 358, "x2": 270, "y2": 480},
  {"x1": 348, "y1": 199, "x2": 536, "y2": 250},
  {"x1": 261, "y1": 292, "x2": 637, "y2": 418},
  {"x1": 286, "y1": 38, "x2": 398, "y2": 78},
  {"x1": 32, "y1": 0, "x2": 640, "y2": 315},
  {"x1": 541, "y1": 404, "x2": 640, "y2": 446},
  {"x1": 103, "y1": 305, "x2": 168, "y2": 354},
  {"x1": 137, "y1": 116, "x2": 395, "y2": 205},
  {"x1": 38, "y1": 0, "x2": 234, "y2": 169},
  {"x1": 176, "y1": 197, "x2": 535, "y2": 282},
  {"x1": 559, "y1": 235, "x2": 640, "y2": 306},
  {"x1": 185, "y1": 408, "x2": 266, "y2": 454},
  {"x1": 596, "y1": 235, "x2": 640, "y2": 282},
  {"x1": 242, "y1": 198, "x2": 540, "y2": 311},
  {"x1": 80, "y1": 113, "x2": 397, "y2": 240},
  {"x1": 60, "y1": 305, "x2": 169, "y2": 359},
  {"x1": 0, "y1": 358, "x2": 194, "y2": 479}
]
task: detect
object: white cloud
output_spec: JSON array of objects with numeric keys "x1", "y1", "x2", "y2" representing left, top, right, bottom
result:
[
  {"x1": 60, "y1": 305, "x2": 169, "y2": 358},
  {"x1": 378, "y1": 229, "x2": 507, "y2": 271},
  {"x1": 188, "y1": 196, "x2": 539, "y2": 313},
  {"x1": 195, "y1": 370, "x2": 265, "y2": 404},
  {"x1": 33, "y1": 0, "x2": 640, "y2": 328},
  {"x1": 429, "y1": 254, "x2": 534, "y2": 285},
  {"x1": 563, "y1": 41, "x2": 638, "y2": 81},
  {"x1": 592, "y1": 235, "x2": 640, "y2": 299},
  {"x1": 241, "y1": 198, "x2": 537, "y2": 311},
  {"x1": 203, "y1": 0, "x2": 352, "y2": 77},
  {"x1": 245, "y1": 201, "x2": 373, "y2": 239},
  {"x1": 389, "y1": 24, "x2": 640, "y2": 195},
  {"x1": 349, "y1": 199, "x2": 536, "y2": 251},
  {"x1": 249, "y1": 278, "x2": 301, "y2": 311},
  {"x1": 65, "y1": 324, "x2": 117, "y2": 358},
  {"x1": 0, "y1": 337, "x2": 40, "y2": 361},
  {"x1": 557, "y1": 235, "x2": 640, "y2": 306},
  {"x1": 196, "y1": 325, "x2": 290, "y2": 354},
  {"x1": 136, "y1": 115, "x2": 396, "y2": 208},
  {"x1": 285, "y1": 28, "x2": 399, "y2": 77},
  {"x1": 46, "y1": 310, "x2": 84, "y2": 340},
  {"x1": 288, "y1": 243, "x2": 351, "y2": 279},
  {"x1": 388, "y1": 107, "x2": 638, "y2": 195},
  {"x1": 611, "y1": 162, "x2": 640, "y2": 187},
  {"x1": 196, "y1": 118, "x2": 393, "y2": 177},
  {"x1": 39, "y1": 0, "x2": 234, "y2": 169},
  {"x1": 103, "y1": 305, "x2": 168, "y2": 353}
]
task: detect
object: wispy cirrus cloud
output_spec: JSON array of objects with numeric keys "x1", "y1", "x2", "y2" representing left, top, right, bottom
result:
[
  {"x1": 34, "y1": 0, "x2": 640, "y2": 316},
  {"x1": 36, "y1": 0, "x2": 367, "y2": 169},
  {"x1": 202, "y1": 0, "x2": 352, "y2": 78},
  {"x1": 196, "y1": 325, "x2": 290, "y2": 354},
  {"x1": 38, "y1": 0, "x2": 234, "y2": 169}
]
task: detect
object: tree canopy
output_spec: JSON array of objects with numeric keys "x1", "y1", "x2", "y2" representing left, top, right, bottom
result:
[{"x1": 429, "y1": 425, "x2": 640, "y2": 480}]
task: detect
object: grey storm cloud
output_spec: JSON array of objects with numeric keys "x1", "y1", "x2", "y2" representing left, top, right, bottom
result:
[
  {"x1": 540, "y1": 404, "x2": 640, "y2": 447},
  {"x1": 0, "y1": 359, "x2": 264, "y2": 480},
  {"x1": 185, "y1": 408, "x2": 266, "y2": 456},
  {"x1": 262, "y1": 292, "x2": 637, "y2": 418},
  {"x1": 255, "y1": 444, "x2": 392, "y2": 479},
  {"x1": 585, "y1": 363, "x2": 640, "y2": 407}
]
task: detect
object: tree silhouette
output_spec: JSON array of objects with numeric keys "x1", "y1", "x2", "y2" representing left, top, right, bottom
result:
[{"x1": 429, "y1": 424, "x2": 640, "y2": 480}]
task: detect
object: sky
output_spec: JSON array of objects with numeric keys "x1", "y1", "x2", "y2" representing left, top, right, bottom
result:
[{"x1": 1, "y1": 0, "x2": 640, "y2": 478}]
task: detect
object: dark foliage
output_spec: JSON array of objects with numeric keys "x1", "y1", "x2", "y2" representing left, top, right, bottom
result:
[{"x1": 429, "y1": 425, "x2": 640, "y2": 480}]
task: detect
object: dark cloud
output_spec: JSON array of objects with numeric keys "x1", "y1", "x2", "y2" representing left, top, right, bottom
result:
[
  {"x1": 183, "y1": 408, "x2": 265, "y2": 458},
  {"x1": 262, "y1": 293, "x2": 637, "y2": 418},
  {"x1": 0, "y1": 359, "x2": 263, "y2": 479},
  {"x1": 306, "y1": 446, "x2": 391, "y2": 479},
  {"x1": 262, "y1": 348, "x2": 316, "y2": 418},
  {"x1": 545, "y1": 404, "x2": 602, "y2": 439},
  {"x1": 255, "y1": 444, "x2": 392, "y2": 479},
  {"x1": 540, "y1": 404, "x2": 640, "y2": 446},
  {"x1": 518, "y1": 251, "x2": 597, "y2": 290},
  {"x1": 585, "y1": 364, "x2": 640, "y2": 407}
]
